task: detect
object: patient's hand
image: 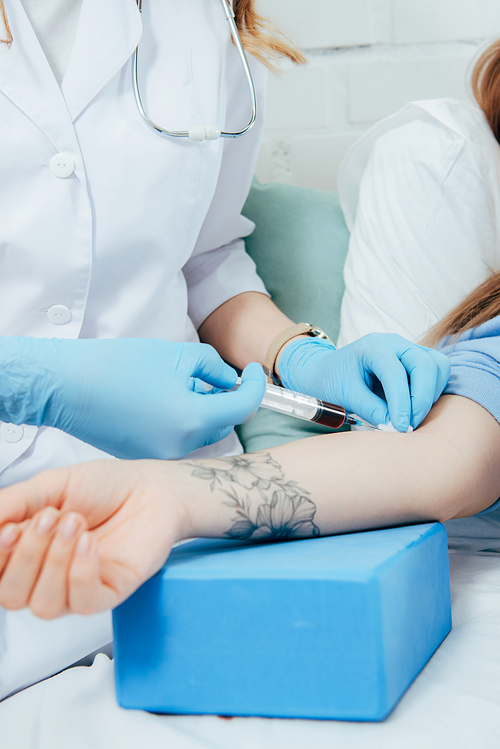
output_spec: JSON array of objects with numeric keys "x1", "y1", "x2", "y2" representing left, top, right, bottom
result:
[{"x1": 0, "y1": 461, "x2": 189, "y2": 619}]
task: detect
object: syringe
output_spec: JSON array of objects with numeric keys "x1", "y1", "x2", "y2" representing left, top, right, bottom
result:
[{"x1": 234, "y1": 378, "x2": 380, "y2": 430}]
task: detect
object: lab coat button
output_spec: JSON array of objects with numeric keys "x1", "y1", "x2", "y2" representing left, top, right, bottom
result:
[
  {"x1": 1, "y1": 423, "x2": 24, "y2": 443},
  {"x1": 50, "y1": 153, "x2": 74, "y2": 178},
  {"x1": 47, "y1": 304, "x2": 71, "y2": 325}
]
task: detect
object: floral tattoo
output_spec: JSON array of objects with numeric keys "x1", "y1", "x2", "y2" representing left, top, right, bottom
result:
[{"x1": 185, "y1": 453, "x2": 320, "y2": 541}]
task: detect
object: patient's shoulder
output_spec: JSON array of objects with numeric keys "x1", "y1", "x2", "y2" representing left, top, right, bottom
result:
[
  {"x1": 339, "y1": 99, "x2": 499, "y2": 230},
  {"x1": 408, "y1": 98, "x2": 492, "y2": 140},
  {"x1": 373, "y1": 99, "x2": 496, "y2": 172}
]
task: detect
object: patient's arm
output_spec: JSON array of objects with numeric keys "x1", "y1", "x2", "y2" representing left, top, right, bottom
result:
[
  {"x1": 180, "y1": 394, "x2": 500, "y2": 537},
  {"x1": 0, "y1": 394, "x2": 499, "y2": 619}
]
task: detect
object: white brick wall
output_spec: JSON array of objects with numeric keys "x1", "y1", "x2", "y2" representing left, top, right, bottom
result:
[{"x1": 254, "y1": 0, "x2": 495, "y2": 190}]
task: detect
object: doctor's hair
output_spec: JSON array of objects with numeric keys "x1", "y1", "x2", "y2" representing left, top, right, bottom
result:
[
  {"x1": 0, "y1": 1, "x2": 11, "y2": 45},
  {"x1": 472, "y1": 39, "x2": 500, "y2": 143},
  {"x1": 0, "y1": 1, "x2": 305, "y2": 67},
  {"x1": 233, "y1": 0, "x2": 305, "y2": 67},
  {"x1": 423, "y1": 271, "x2": 500, "y2": 348}
]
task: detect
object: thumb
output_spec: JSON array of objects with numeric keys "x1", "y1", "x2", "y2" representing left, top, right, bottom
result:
[
  {"x1": 348, "y1": 388, "x2": 390, "y2": 429},
  {"x1": 182, "y1": 343, "x2": 238, "y2": 390},
  {"x1": 201, "y1": 362, "x2": 266, "y2": 429}
]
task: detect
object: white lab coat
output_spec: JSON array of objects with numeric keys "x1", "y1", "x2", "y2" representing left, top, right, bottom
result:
[{"x1": 0, "y1": 0, "x2": 268, "y2": 699}]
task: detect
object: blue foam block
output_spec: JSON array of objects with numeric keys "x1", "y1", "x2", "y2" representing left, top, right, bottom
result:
[{"x1": 113, "y1": 523, "x2": 451, "y2": 720}]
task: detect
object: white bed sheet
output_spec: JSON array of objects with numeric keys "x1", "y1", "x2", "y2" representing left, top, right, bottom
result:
[{"x1": 2, "y1": 550, "x2": 500, "y2": 749}]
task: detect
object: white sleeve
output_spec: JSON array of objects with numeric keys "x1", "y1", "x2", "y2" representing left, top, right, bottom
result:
[
  {"x1": 183, "y1": 57, "x2": 269, "y2": 331},
  {"x1": 337, "y1": 118, "x2": 500, "y2": 347}
]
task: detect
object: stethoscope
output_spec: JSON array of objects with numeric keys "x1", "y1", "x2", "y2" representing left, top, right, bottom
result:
[{"x1": 133, "y1": 0, "x2": 257, "y2": 142}]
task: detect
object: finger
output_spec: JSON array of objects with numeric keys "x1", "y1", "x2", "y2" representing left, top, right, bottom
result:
[
  {"x1": 0, "y1": 524, "x2": 22, "y2": 577},
  {"x1": 399, "y1": 348, "x2": 451, "y2": 429},
  {"x1": 29, "y1": 512, "x2": 87, "y2": 620},
  {"x1": 200, "y1": 362, "x2": 266, "y2": 431},
  {"x1": 364, "y1": 354, "x2": 412, "y2": 432},
  {"x1": 345, "y1": 381, "x2": 391, "y2": 428},
  {"x1": 410, "y1": 346, "x2": 451, "y2": 403},
  {"x1": 68, "y1": 534, "x2": 118, "y2": 615},
  {"x1": 190, "y1": 377, "x2": 213, "y2": 394},
  {"x1": 184, "y1": 343, "x2": 238, "y2": 390},
  {"x1": 0, "y1": 507, "x2": 61, "y2": 610},
  {"x1": 425, "y1": 349, "x2": 451, "y2": 403},
  {"x1": 0, "y1": 467, "x2": 71, "y2": 527},
  {"x1": 398, "y1": 347, "x2": 440, "y2": 429}
]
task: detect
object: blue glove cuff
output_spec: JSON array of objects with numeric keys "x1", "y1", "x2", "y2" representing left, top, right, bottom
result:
[
  {"x1": 0, "y1": 336, "x2": 58, "y2": 427},
  {"x1": 279, "y1": 337, "x2": 336, "y2": 394}
]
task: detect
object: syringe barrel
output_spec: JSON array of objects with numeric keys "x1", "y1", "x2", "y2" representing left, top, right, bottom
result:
[
  {"x1": 261, "y1": 384, "x2": 347, "y2": 429},
  {"x1": 260, "y1": 383, "x2": 319, "y2": 421},
  {"x1": 232, "y1": 379, "x2": 349, "y2": 429}
]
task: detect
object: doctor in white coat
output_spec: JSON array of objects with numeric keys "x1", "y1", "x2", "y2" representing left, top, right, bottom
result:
[
  {"x1": 0, "y1": 0, "x2": 287, "y2": 699},
  {"x1": 0, "y1": 0, "x2": 451, "y2": 700}
]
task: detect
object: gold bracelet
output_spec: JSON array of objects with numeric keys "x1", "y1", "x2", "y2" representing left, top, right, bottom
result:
[{"x1": 263, "y1": 323, "x2": 332, "y2": 384}]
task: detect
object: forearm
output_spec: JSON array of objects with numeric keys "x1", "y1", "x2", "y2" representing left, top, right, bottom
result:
[
  {"x1": 198, "y1": 291, "x2": 296, "y2": 370},
  {"x1": 168, "y1": 395, "x2": 500, "y2": 540},
  {"x1": 1, "y1": 395, "x2": 498, "y2": 618}
]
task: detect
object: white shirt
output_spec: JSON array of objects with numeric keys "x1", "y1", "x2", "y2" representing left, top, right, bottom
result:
[
  {"x1": 337, "y1": 98, "x2": 500, "y2": 347},
  {"x1": 20, "y1": 0, "x2": 82, "y2": 84}
]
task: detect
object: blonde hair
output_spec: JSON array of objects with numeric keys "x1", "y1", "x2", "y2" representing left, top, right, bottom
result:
[
  {"x1": 423, "y1": 272, "x2": 500, "y2": 347},
  {"x1": 471, "y1": 39, "x2": 500, "y2": 144},
  {"x1": 0, "y1": 0, "x2": 305, "y2": 66}
]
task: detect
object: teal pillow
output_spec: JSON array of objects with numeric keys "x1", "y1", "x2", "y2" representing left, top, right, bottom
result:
[{"x1": 237, "y1": 180, "x2": 350, "y2": 453}]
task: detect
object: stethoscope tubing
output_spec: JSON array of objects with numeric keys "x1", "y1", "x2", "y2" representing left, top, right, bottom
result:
[{"x1": 133, "y1": 0, "x2": 257, "y2": 140}]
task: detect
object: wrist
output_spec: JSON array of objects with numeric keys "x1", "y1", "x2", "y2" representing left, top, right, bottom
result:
[
  {"x1": 264, "y1": 323, "x2": 333, "y2": 385},
  {"x1": 274, "y1": 334, "x2": 310, "y2": 380},
  {"x1": 164, "y1": 459, "x2": 241, "y2": 540},
  {"x1": 278, "y1": 337, "x2": 336, "y2": 394},
  {"x1": 134, "y1": 460, "x2": 196, "y2": 547},
  {"x1": 150, "y1": 459, "x2": 223, "y2": 542}
]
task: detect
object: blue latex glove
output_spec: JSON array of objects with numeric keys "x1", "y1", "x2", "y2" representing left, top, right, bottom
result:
[
  {"x1": 278, "y1": 334, "x2": 451, "y2": 432},
  {"x1": 0, "y1": 337, "x2": 266, "y2": 459}
]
